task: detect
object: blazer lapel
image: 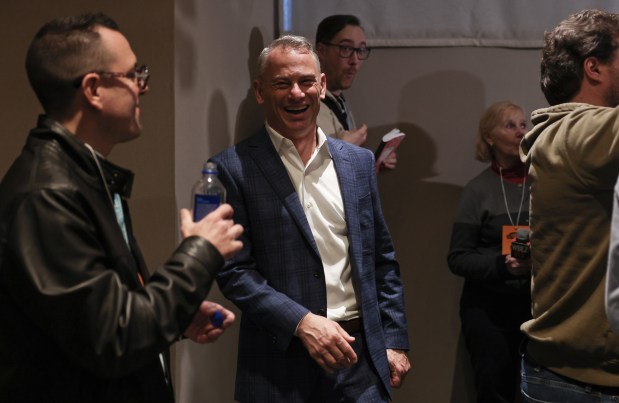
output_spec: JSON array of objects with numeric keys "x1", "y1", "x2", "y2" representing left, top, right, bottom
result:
[
  {"x1": 328, "y1": 138, "x2": 363, "y2": 273},
  {"x1": 246, "y1": 129, "x2": 321, "y2": 257},
  {"x1": 328, "y1": 137, "x2": 358, "y2": 228}
]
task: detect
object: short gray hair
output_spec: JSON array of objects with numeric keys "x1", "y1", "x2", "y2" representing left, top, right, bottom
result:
[{"x1": 257, "y1": 35, "x2": 321, "y2": 78}]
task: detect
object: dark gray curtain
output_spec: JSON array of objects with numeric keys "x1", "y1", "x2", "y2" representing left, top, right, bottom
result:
[{"x1": 280, "y1": 0, "x2": 619, "y2": 48}]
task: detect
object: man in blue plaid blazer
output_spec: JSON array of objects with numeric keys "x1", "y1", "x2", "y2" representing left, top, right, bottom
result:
[{"x1": 211, "y1": 34, "x2": 410, "y2": 402}]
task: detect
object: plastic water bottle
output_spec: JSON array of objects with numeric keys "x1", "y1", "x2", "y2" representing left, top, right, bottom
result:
[{"x1": 191, "y1": 162, "x2": 226, "y2": 222}]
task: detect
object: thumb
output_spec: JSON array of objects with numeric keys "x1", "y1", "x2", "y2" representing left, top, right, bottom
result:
[{"x1": 179, "y1": 208, "x2": 192, "y2": 231}]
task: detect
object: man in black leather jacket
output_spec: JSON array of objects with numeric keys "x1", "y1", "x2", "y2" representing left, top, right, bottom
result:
[{"x1": 0, "y1": 13, "x2": 243, "y2": 402}]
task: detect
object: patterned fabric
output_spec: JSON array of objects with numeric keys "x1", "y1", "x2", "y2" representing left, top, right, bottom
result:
[{"x1": 211, "y1": 127, "x2": 409, "y2": 402}]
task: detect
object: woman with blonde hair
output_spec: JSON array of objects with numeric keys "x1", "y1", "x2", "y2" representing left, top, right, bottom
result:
[{"x1": 448, "y1": 101, "x2": 531, "y2": 402}]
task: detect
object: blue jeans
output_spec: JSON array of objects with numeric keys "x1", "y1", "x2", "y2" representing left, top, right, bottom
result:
[{"x1": 521, "y1": 355, "x2": 619, "y2": 402}]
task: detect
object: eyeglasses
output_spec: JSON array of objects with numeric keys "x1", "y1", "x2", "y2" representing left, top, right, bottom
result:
[
  {"x1": 322, "y1": 43, "x2": 371, "y2": 60},
  {"x1": 73, "y1": 65, "x2": 149, "y2": 90}
]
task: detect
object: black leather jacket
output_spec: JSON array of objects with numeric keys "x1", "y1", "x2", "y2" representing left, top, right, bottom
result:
[{"x1": 0, "y1": 116, "x2": 223, "y2": 402}]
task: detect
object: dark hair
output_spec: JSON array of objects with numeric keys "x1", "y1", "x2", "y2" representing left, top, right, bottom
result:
[
  {"x1": 541, "y1": 9, "x2": 619, "y2": 105},
  {"x1": 257, "y1": 35, "x2": 320, "y2": 78},
  {"x1": 315, "y1": 15, "x2": 361, "y2": 45},
  {"x1": 25, "y1": 12, "x2": 120, "y2": 114}
]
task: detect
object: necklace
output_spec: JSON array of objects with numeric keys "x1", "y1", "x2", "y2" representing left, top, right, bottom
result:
[{"x1": 499, "y1": 166, "x2": 527, "y2": 227}]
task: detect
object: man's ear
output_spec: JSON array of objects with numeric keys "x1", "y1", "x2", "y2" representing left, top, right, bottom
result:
[
  {"x1": 81, "y1": 73, "x2": 104, "y2": 110},
  {"x1": 319, "y1": 73, "x2": 326, "y2": 100},
  {"x1": 583, "y1": 56, "x2": 604, "y2": 83},
  {"x1": 253, "y1": 79, "x2": 264, "y2": 105}
]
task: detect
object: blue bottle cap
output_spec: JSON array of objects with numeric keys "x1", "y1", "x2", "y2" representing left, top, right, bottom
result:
[{"x1": 211, "y1": 310, "x2": 224, "y2": 328}]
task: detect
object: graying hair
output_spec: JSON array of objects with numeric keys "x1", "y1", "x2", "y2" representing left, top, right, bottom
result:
[{"x1": 257, "y1": 35, "x2": 321, "y2": 78}]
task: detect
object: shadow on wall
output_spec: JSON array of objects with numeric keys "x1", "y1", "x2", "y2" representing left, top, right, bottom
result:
[
  {"x1": 376, "y1": 71, "x2": 486, "y2": 402},
  {"x1": 235, "y1": 27, "x2": 266, "y2": 143},
  {"x1": 207, "y1": 90, "x2": 232, "y2": 155},
  {"x1": 175, "y1": 0, "x2": 198, "y2": 92},
  {"x1": 374, "y1": 121, "x2": 467, "y2": 402}
]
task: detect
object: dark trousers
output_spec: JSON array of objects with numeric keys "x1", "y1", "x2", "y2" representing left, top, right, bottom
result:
[
  {"x1": 460, "y1": 283, "x2": 531, "y2": 403},
  {"x1": 238, "y1": 328, "x2": 389, "y2": 403},
  {"x1": 308, "y1": 329, "x2": 389, "y2": 403}
]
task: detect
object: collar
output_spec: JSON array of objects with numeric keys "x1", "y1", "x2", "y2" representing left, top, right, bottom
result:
[
  {"x1": 325, "y1": 90, "x2": 346, "y2": 106},
  {"x1": 265, "y1": 122, "x2": 331, "y2": 158},
  {"x1": 490, "y1": 159, "x2": 527, "y2": 184},
  {"x1": 35, "y1": 115, "x2": 134, "y2": 198}
]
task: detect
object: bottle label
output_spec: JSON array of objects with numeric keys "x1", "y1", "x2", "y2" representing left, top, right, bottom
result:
[
  {"x1": 193, "y1": 194, "x2": 221, "y2": 221},
  {"x1": 511, "y1": 241, "x2": 531, "y2": 260}
]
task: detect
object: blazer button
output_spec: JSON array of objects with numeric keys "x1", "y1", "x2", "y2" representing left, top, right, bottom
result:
[
  {"x1": 271, "y1": 336, "x2": 277, "y2": 344},
  {"x1": 313, "y1": 271, "x2": 321, "y2": 278},
  {"x1": 317, "y1": 309, "x2": 326, "y2": 317}
]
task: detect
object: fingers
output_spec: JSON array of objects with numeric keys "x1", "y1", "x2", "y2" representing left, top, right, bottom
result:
[
  {"x1": 198, "y1": 301, "x2": 236, "y2": 325},
  {"x1": 297, "y1": 314, "x2": 358, "y2": 373},
  {"x1": 219, "y1": 225, "x2": 244, "y2": 260},
  {"x1": 211, "y1": 203, "x2": 234, "y2": 219},
  {"x1": 505, "y1": 254, "x2": 531, "y2": 276},
  {"x1": 180, "y1": 203, "x2": 244, "y2": 259},
  {"x1": 334, "y1": 336, "x2": 357, "y2": 365},
  {"x1": 387, "y1": 349, "x2": 411, "y2": 388},
  {"x1": 317, "y1": 331, "x2": 357, "y2": 372},
  {"x1": 186, "y1": 303, "x2": 236, "y2": 344},
  {"x1": 179, "y1": 208, "x2": 192, "y2": 238},
  {"x1": 194, "y1": 328, "x2": 225, "y2": 344},
  {"x1": 357, "y1": 124, "x2": 368, "y2": 145},
  {"x1": 390, "y1": 373, "x2": 402, "y2": 388},
  {"x1": 381, "y1": 152, "x2": 397, "y2": 170},
  {"x1": 313, "y1": 338, "x2": 358, "y2": 373}
]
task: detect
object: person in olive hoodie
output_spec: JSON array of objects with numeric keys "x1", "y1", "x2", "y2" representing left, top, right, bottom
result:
[
  {"x1": 519, "y1": 9, "x2": 619, "y2": 402},
  {"x1": 0, "y1": 12, "x2": 243, "y2": 402}
]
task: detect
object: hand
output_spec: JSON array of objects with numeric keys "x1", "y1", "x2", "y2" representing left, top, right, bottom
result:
[
  {"x1": 387, "y1": 349, "x2": 410, "y2": 388},
  {"x1": 340, "y1": 123, "x2": 368, "y2": 146},
  {"x1": 380, "y1": 152, "x2": 397, "y2": 171},
  {"x1": 183, "y1": 300, "x2": 235, "y2": 344},
  {"x1": 296, "y1": 313, "x2": 358, "y2": 373},
  {"x1": 505, "y1": 254, "x2": 531, "y2": 276},
  {"x1": 179, "y1": 204, "x2": 243, "y2": 260}
]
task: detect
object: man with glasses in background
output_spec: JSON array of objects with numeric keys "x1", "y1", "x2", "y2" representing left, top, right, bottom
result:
[
  {"x1": 316, "y1": 14, "x2": 397, "y2": 170},
  {"x1": 0, "y1": 12, "x2": 243, "y2": 402}
]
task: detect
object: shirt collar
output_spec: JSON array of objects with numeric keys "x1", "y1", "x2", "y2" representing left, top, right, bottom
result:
[{"x1": 265, "y1": 122, "x2": 332, "y2": 158}]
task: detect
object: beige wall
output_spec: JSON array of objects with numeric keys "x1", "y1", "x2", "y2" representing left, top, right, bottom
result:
[
  {"x1": 173, "y1": 1, "x2": 274, "y2": 401},
  {"x1": 2, "y1": 2, "x2": 549, "y2": 402}
]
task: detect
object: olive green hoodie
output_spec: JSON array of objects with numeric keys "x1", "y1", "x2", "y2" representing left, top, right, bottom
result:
[{"x1": 520, "y1": 102, "x2": 619, "y2": 386}]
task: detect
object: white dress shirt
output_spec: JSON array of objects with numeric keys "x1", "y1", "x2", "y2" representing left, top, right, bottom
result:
[{"x1": 266, "y1": 124, "x2": 359, "y2": 321}]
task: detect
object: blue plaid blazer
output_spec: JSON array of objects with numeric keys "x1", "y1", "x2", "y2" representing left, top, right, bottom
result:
[{"x1": 212, "y1": 127, "x2": 409, "y2": 402}]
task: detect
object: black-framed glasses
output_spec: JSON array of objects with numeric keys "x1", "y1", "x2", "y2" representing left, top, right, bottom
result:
[
  {"x1": 322, "y1": 43, "x2": 371, "y2": 60},
  {"x1": 73, "y1": 65, "x2": 149, "y2": 90}
]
